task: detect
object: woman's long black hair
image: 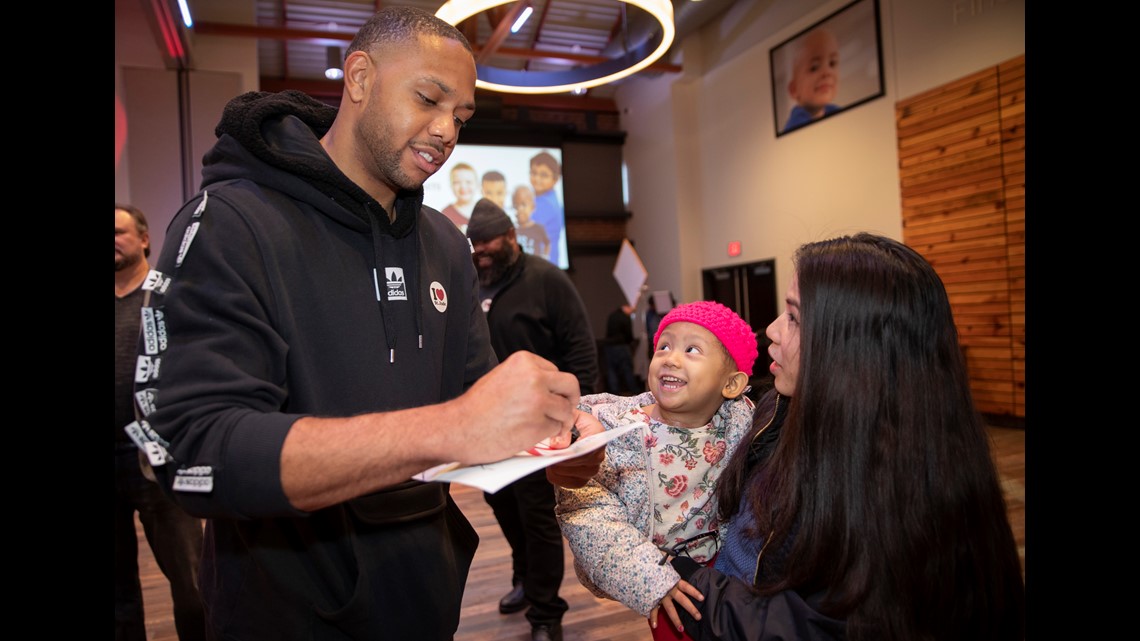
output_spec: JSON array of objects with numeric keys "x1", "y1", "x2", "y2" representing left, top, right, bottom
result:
[{"x1": 717, "y1": 233, "x2": 1024, "y2": 641}]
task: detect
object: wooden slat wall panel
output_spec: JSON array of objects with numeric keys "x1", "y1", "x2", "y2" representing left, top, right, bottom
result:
[
  {"x1": 998, "y1": 56, "x2": 1026, "y2": 416},
  {"x1": 897, "y1": 54, "x2": 1025, "y2": 419}
]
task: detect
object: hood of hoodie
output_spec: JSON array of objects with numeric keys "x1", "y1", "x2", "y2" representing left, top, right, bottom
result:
[
  {"x1": 201, "y1": 89, "x2": 436, "y2": 364},
  {"x1": 201, "y1": 89, "x2": 422, "y2": 239}
]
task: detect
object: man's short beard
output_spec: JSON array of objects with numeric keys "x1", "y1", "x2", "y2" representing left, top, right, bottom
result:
[
  {"x1": 475, "y1": 241, "x2": 519, "y2": 287},
  {"x1": 115, "y1": 252, "x2": 140, "y2": 273},
  {"x1": 356, "y1": 105, "x2": 430, "y2": 195}
]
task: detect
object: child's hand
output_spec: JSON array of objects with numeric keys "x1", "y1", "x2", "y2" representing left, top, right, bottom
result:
[
  {"x1": 545, "y1": 410, "x2": 605, "y2": 488},
  {"x1": 648, "y1": 579, "x2": 704, "y2": 632}
]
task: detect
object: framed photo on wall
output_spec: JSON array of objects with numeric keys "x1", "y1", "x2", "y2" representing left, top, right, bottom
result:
[{"x1": 769, "y1": 0, "x2": 885, "y2": 137}]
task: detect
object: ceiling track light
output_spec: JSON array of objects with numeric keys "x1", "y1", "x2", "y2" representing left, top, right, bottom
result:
[
  {"x1": 436, "y1": 0, "x2": 675, "y2": 95},
  {"x1": 325, "y1": 46, "x2": 344, "y2": 81},
  {"x1": 510, "y1": 6, "x2": 534, "y2": 33}
]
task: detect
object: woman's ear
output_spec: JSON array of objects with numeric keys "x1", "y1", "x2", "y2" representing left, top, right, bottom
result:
[{"x1": 722, "y1": 371, "x2": 749, "y2": 399}]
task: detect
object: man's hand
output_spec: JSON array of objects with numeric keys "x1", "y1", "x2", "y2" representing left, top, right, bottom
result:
[
  {"x1": 452, "y1": 351, "x2": 580, "y2": 466},
  {"x1": 281, "y1": 352, "x2": 580, "y2": 512},
  {"x1": 545, "y1": 409, "x2": 605, "y2": 488}
]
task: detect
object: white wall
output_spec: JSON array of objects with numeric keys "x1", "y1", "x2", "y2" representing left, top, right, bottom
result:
[
  {"x1": 115, "y1": 0, "x2": 169, "y2": 205},
  {"x1": 891, "y1": 0, "x2": 1024, "y2": 98},
  {"x1": 617, "y1": 0, "x2": 1025, "y2": 310},
  {"x1": 115, "y1": 0, "x2": 258, "y2": 259},
  {"x1": 187, "y1": 0, "x2": 261, "y2": 95},
  {"x1": 619, "y1": 73, "x2": 685, "y2": 301}
]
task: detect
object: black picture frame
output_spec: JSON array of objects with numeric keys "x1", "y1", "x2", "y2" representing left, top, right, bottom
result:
[{"x1": 769, "y1": 0, "x2": 885, "y2": 137}]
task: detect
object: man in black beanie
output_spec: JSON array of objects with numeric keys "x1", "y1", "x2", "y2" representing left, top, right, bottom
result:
[{"x1": 468, "y1": 198, "x2": 598, "y2": 641}]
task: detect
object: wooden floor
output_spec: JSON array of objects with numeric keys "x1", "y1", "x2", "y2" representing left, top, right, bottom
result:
[{"x1": 134, "y1": 425, "x2": 1026, "y2": 640}]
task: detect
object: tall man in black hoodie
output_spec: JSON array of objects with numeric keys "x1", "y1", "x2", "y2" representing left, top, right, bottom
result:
[{"x1": 129, "y1": 7, "x2": 602, "y2": 640}]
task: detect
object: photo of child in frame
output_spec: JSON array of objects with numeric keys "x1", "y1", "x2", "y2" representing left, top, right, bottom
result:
[{"x1": 769, "y1": 0, "x2": 885, "y2": 136}]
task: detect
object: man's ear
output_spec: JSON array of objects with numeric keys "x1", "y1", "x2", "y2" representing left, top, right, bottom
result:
[
  {"x1": 344, "y1": 50, "x2": 373, "y2": 103},
  {"x1": 722, "y1": 371, "x2": 749, "y2": 399}
]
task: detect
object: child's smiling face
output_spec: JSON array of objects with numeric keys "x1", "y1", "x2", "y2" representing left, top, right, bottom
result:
[
  {"x1": 529, "y1": 163, "x2": 558, "y2": 195},
  {"x1": 451, "y1": 168, "x2": 477, "y2": 205},
  {"x1": 788, "y1": 29, "x2": 840, "y2": 117},
  {"x1": 482, "y1": 179, "x2": 506, "y2": 209},
  {"x1": 649, "y1": 322, "x2": 736, "y2": 428}
]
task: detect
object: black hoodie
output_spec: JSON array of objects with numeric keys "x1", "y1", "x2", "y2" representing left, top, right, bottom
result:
[{"x1": 137, "y1": 90, "x2": 496, "y2": 639}]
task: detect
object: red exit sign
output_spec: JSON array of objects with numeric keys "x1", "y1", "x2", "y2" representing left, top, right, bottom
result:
[{"x1": 727, "y1": 241, "x2": 742, "y2": 257}]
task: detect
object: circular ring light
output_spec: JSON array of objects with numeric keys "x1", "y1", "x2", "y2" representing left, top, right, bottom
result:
[{"x1": 436, "y1": 0, "x2": 675, "y2": 95}]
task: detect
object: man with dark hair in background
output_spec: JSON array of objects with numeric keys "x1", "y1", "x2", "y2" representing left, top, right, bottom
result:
[
  {"x1": 467, "y1": 198, "x2": 598, "y2": 641},
  {"x1": 115, "y1": 204, "x2": 206, "y2": 641},
  {"x1": 130, "y1": 7, "x2": 602, "y2": 640}
]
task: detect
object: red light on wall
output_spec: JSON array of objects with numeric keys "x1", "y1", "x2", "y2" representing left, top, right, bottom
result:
[
  {"x1": 116, "y1": 93, "x2": 128, "y2": 169},
  {"x1": 149, "y1": 0, "x2": 186, "y2": 61},
  {"x1": 727, "y1": 241, "x2": 742, "y2": 257}
]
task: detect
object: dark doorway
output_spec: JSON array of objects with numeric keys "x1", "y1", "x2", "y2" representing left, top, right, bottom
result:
[{"x1": 701, "y1": 259, "x2": 778, "y2": 397}]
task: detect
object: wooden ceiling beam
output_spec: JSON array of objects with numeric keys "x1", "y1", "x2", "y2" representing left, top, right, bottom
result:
[
  {"x1": 259, "y1": 77, "x2": 619, "y2": 113},
  {"x1": 193, "y1": 21, "x2": 681, "y2": 73},
  {"x1": 193, "y1": 21, "x2": 354, "y2": 43},
  {"x1": 476, "y1": 1, "x2": 531, "y2": 65}
]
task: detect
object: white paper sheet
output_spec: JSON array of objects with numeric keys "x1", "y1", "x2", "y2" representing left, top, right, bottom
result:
[
  {"x1": 612, "y1": 239, "x2": 648, "y2": 308},
  {"x1": 413, "y1": 424, "x2": 641, "y2": 493}
]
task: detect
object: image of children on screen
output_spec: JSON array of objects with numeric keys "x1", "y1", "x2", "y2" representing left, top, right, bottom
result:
[{"x1": 421, "y1": 145, "x2": 569, "y2": 269}]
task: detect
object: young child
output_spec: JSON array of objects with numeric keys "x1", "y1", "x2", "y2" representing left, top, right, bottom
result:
[
  {"x1": 555, "y1": 300, "x2": 758, "y2": 640},
  {"x1": 528, "y1": 151, "x2": 564, "y2": 266},
  {"x1": 669, "y1": 234, "x2": 1025, "y2": 641},
  {"x1": 511, "y1": 184, "x2": 550, "y2": 260},
  {"x1": 441, "y1": 162, "x2": 478, "y2": 229},
  {"x1": 481, "y1": 170, "x2": 508, "y2": 210},
  {"x1": 783, "y1": 26, "x2": 841, "y2": 133}
]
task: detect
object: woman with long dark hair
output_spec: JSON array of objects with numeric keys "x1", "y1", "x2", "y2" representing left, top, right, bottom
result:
[{"x1": 670, "y1": 233, "x2": 1024, "y2": 641}]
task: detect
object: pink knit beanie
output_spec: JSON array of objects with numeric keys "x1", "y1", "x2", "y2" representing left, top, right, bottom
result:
[{"x1": 652, "y1": 301, "x2": 759, "y2": 375}]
